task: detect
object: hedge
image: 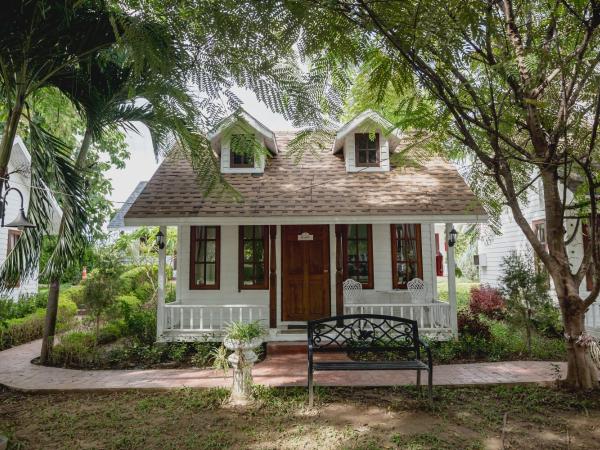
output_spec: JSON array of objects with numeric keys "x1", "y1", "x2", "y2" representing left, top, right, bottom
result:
[{"x1": 0, "y1": 288, "x2": 78, "y2": 351}]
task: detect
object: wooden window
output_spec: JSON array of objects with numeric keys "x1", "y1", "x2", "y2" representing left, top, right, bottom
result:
[
  {"x1": 390, "y1": 224, "x2": 423, "y2": 289},
  {"x1": 342, "y1": 224, "x2": 374, "y2": 288},
  {"x1": 190, "y1": 226, "x2": 220, "y2": 289},
  {"x1": 6, "y1": 229, "x2": 21, "y2": 287},
  {"x1": 354, "y1": 133, "x2": 380, "y2": 167},
  {"x1": 239, "y1": 225, "x2": 269, "y2": 289},
  {"x1": 6, "y1": 229, "x2": 21, "y2": 256},
  {"x1": 230, "y1": 133, "x2": 255, "y2": 168}
]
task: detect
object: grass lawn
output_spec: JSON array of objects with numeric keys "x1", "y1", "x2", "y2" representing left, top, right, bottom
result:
[
  {"x1": 1, "y1": 385, "x2": 599, "y2": 449},
  {"x1": 437, "y1": 278, "x2": 479, "y2": 309}
]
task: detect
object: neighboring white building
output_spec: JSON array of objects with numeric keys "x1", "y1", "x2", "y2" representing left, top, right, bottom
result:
[
  {"x1": 476, "y1": 177, "x2": 600, "y2": 335},
  {"x1": 107, "y1": 181, "x2": 148, "y2": 236},
  {"x1": 124, "y1": 110, "x2": 487, "y2": 342},
  {"x1": 0, "y1": 136, "x2": 62, "y2": 299}
]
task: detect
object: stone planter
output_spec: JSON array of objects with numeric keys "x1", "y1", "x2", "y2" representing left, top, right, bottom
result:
[{"x1": 223, "y1": 337, "x2": 263, "y2": 405}]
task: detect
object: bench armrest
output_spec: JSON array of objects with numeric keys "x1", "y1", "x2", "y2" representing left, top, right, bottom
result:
[{"x1": 418, "y1": 338, "x2": 433, "y2": 369}]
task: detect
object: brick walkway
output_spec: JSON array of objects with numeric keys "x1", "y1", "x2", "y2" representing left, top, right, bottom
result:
[{"x1": 0, "y1": 340, "x2": 566, "y2": 392}]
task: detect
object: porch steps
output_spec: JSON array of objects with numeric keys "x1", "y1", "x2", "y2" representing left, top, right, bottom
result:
[{"x1": 266, "y1": 342, "x2": 307, "y2": 357}]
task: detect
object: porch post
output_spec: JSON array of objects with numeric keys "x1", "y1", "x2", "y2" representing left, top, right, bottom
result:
[
  {"x1": 157, "y1": 225, "x2": 167, "y2": 339},
  {"x1": 269, "y1": 225, "x2": 277, "y2": 329},
  {"x1": 335, "y1": 225, "x2": 343, "y2": 316},
  {"x1": 445, "y1": 223, "x2": 458, "y2": 337}
]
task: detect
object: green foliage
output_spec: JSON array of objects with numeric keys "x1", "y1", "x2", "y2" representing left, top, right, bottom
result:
[
  {"x1": 211, "y1": 345, "x2": 230, "y2": 373},
  {"x1": 224, "y1": 320, "x2": 265, "y2": 342},
  {"x1": 83, "y1": 251, "x2": 124, "y2": 336},
  {"x1": 50, "y1": 331, "x2": 98, "y2": 368},
  {"x1": 59, "y1": 284, "x2": 85, "y2": 308},
  {"x1": 0, "y1": 288, "x2": 78, "y2": 351},
  {"x1": 0, "y1": 293, "x2": 48, "y2": 324},
  {"x1": 191, "y1": 342, "x2": 221, "y2": 368},
  {"x1": 500, "y1": 252, "x2": 556, "y2": 353}
]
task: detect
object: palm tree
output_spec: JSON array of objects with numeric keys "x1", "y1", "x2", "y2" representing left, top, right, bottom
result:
[{"x1": 35, "y1": 48, "x2": 230, "y2": 361}]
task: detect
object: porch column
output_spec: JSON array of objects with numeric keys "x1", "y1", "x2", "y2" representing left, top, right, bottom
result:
[
  {"x1": 157, "y1": 225, "x2": 167, "y2": 338},
  {"x1": 335, "y1": 225, "x2": 343, "y2": 316},
  {"x1": 445, "y1": 223, "x2": 458, "y2": 337},
  {"x1": 269, "y1": 225, "x2": 277, "y2": 329}
]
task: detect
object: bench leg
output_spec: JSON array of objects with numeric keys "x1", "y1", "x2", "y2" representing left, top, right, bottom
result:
[
  {"x1": 416, "y1": 369, "x2": 421, "y2": 394},
  {"x1": 308, "y1": 368, "x2": 314, "y2": 407},
  {"x1": 428, "y1": 369, "x2": 433, "y2": 405}
]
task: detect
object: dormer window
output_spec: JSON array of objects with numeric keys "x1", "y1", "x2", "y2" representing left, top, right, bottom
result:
[
  {"x1": 355, "y1": 133, "x2": 380, "y2": 167},
  {"x1": 230, "y1": 134, "x2": 255, "y2": 168}
]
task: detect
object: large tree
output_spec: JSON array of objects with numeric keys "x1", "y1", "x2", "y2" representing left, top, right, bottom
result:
[{"x1": 286, "y1": 0, "x2": 600, "y2": 388}]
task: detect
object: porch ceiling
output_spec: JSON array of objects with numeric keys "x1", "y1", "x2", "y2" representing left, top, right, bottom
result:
[{"x1": 124, "y1": 132, "x2": 487, "y2": 226}]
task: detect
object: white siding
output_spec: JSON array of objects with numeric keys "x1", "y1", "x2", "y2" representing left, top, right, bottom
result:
[
  {"x1": 175, "y1": 222, "x2": 438, "y2": 323},
  {"x1": 343, "y1": 128, "x2": 390, "y2": 173},
  {"x1": 478, "y1": 182, "x2": 590, "y2": 298},
  {"x1": 0, "y1": 156, "x2": 38, "y2": 300}
]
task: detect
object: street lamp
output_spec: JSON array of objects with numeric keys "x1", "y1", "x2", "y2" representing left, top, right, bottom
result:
[{"x1": 0, "y1": 177, "x2": 35, "y2": 229}]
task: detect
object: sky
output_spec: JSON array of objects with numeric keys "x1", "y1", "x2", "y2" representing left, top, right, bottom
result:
[{"x1": 104, "y1": 87, "x2": 298, "y2": 209}]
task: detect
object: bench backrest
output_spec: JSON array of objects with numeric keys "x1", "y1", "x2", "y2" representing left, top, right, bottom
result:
[{"x1": 307, "y1": 314, "x2": 421, "y2": 358}]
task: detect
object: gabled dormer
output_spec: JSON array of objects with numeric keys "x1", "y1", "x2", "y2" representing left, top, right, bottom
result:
[
  {"x1": 332, "y1": 110, "x2": 402, "y2": 173},
  {"x1": 208, "y1": 110, "x2": 278, "y2": 174}
]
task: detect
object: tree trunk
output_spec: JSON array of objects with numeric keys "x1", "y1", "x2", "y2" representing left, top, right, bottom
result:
[
  {"x1": 561, "y1": 296, "x2": 598, "y2": 389},
  {"x1": 39, "y1": 127, "x2": 93, "y2": 362},
  {"x1": 0, "y1": 101, "x2": 24, "y2": 208},
  {"x1": 40, "y1": 280, "x2": 60, "y2": 364}
]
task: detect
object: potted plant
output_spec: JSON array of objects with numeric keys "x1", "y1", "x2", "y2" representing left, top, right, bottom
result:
[{"x1": 221, "y1": 320, "x2": 265, "y2": 405}]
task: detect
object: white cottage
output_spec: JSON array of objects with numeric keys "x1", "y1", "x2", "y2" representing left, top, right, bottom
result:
[
  {"x1": 124, "y1": 110, "x2": 487, "y2": 341},
  {"x1": 477, "y1": 177, "x2": 600, "y2": 336},
  {"x1": 1, "y1": 136, "x2": 62, "y2": 299}
]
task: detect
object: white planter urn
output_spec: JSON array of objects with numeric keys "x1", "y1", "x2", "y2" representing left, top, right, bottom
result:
[{"x1": 223, "y1": 337, "x2": 263, "y2": 405}]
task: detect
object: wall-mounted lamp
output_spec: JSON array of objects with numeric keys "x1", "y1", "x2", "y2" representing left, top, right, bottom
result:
[
  {"x1": 155, "y1": 230, "x2": 165, "y2": 250},
  {"x1": 448, "y1": 227, "x2": 458, "y2": 247},
  {"x1": 1, "y1": 177, "x2": 35, "y2": 229}
]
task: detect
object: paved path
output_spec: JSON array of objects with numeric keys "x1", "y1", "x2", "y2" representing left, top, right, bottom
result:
[{"x1": 0, "y1": 340, "x2": 566, "y2": 392}]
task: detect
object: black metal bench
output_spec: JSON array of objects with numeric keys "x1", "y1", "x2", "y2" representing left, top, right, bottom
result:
[{"x1": 307, "y1": 314, "x2": 433, "y2": 406}]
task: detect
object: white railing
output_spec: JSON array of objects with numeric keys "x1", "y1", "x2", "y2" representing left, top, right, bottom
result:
[
  {"x1": 344, "y1": 302, "x2": 451, "y2": 331},
  {"x1": 162, "y1": 304, "x2": 268, "y2": 332},
  {"x1": 585, "y1": 302, "x2": 600, "y2": 331}
]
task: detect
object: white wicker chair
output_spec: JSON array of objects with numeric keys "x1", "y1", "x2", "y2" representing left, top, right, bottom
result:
[
  {"x1": 343, "y1": 278, "x2": 364, "y2": 304},
  {"x1": 407, "y1": 278, "x2": 428, "y2": 304}
]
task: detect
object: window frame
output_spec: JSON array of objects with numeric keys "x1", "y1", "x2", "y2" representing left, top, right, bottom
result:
[
  {"x1": 189, "y1": 226, "x2": 221, "y2": 290},
  {"x1": 238, "y1": 225, "x2": 269, "y2": 290},
  {"x1": 342, "y1": 224, "x2": 374, "y2": 289},
  {"x1": 229, "y1": 133, "x2": 255, "y2": 168},
  {"x1": 6, "y1": 229, "x2": 21, "y2": 287},
  {"x1": 354, "y1": 132, "x2": 380, "y2": 168},
  {"x1": 390, "y1": 224, "x2": 423, "y2": 289}
]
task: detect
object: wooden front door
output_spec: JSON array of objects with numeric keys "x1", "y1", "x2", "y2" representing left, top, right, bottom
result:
[{"x1": 282, "y1": 225, "x2": 330, "y2": 321}]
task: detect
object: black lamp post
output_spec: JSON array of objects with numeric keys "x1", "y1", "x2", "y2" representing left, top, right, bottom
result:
[
  {"x1": 155, "y1": 230, "x2": 165, "y2": 250},
  {"x1": 0, "y1": 177, "x2": 35, "y2": 229},
  {"x1": 448, "y1": 227, "x2": 458, "y2": 247}
]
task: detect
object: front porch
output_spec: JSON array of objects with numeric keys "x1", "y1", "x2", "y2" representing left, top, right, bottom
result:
[{"x1": 154, "y1": 220, "x2": 464, "y2": 342}]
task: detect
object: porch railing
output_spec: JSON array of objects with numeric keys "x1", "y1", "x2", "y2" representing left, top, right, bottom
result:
[
  {"x1": 344, "y1": 302, "x2": 451, "y2": 331},
  {"x1": 162, "y1": 303, "x2": 268, "y2": 332},
  {"x1": 586, "y1": 302, "x2": 600, "y2": 331}
]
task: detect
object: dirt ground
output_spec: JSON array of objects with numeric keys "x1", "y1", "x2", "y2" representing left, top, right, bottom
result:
[{"x1": 0, "y1": 385, "x2": 599, "y2": 449}]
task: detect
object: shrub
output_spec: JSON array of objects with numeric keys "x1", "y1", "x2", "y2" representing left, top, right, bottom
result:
[
  {"x1": 0, "y1": 293, "x2": 77, "y2": 351},
  {"x1": 60, "y1": 284, "x2": 85, "y2": 308},
  {"x1": 457, "y1": 310, "x2": 491, "y2": 340},
  {"x1": 122, "y1": 307, "x2": 156, "y2": 344},
  {"x1": 500, "y1": 251, "x2": 554, "y2": 354},
  {"x1": 120, "y1": 265, "x2": 173, "y2": 302},
  {"x1": 96, "y1": 320, "x2": 124, "y2": 345},
  {"x1": 469, "y1": 285, "x2": 505, "y2": 319},
  {"x1": 191, "y1": 342, "x2": 219, "y2": 367},
  {"x1": 50, "y1": 331, "x2": 98, "y2": 367},
  {"x1": 166, "y1": 342, "x2": 189, "y2": 362}
]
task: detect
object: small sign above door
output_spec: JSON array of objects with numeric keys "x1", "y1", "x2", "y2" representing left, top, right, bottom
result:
[{"x1": 297, "y1": 232, "x2": 314, "y2": 241}]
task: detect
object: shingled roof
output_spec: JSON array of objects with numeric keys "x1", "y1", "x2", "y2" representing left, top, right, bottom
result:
[{"x1": 124, "y1": 132, "x2": 486, "y2": 223}]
